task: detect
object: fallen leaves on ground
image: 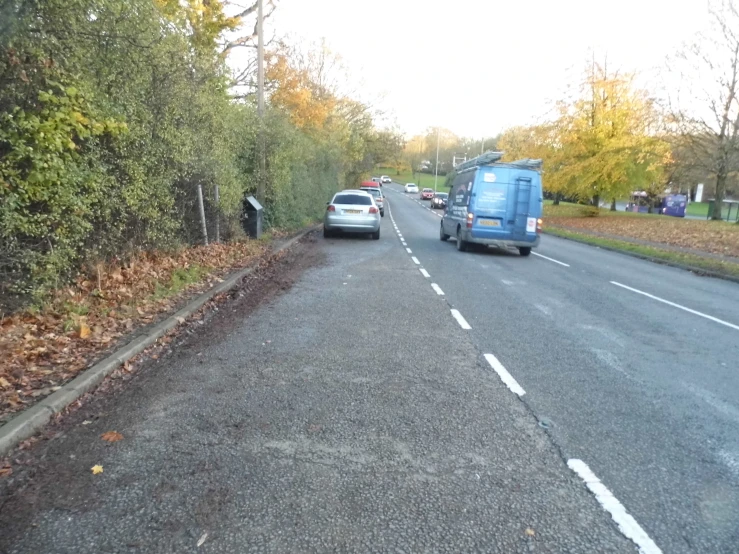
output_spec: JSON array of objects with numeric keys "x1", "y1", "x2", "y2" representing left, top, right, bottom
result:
[
  {"x1": 91, "y1": 464, "x2": 104, "y2": 474},
  {"x1": 525, "y1": 527, "x2": 536, "y2": 537},
  {"x1": 544, "y1": 206, "x2": 739, "y2": 258},
  {"x1": 100, "y1": 431, "x2": 124, "y2": 442},
  {"x1": 1, "y1": 240, "x2": 269, "y2": 422},
  {"x1": 0, "y1": 463, "x2": 13, "y2": 478}
]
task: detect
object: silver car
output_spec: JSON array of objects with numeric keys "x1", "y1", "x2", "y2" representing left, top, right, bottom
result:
[
  {"x1": 324, "y1": 190, "x2": 381, "y2": 239},
  {"x1": 360, "y1": 186, "x2": 385, "y2": 216}
]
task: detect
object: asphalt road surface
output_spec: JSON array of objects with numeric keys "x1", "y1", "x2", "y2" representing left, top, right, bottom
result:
[{"x1": 1, "y1": 185, "x2": 737, "y2": 553}]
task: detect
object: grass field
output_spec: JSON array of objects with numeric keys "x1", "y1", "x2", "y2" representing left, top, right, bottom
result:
[
  {"x1": 376, "y1": 168, "x2": 448, "y2": 191},
  {"x1": 544, "y1": 203, "x2": 739, "y2": 259},
  {"x1": 546, "y1": 227, "x2": 739, "y2": 280}
]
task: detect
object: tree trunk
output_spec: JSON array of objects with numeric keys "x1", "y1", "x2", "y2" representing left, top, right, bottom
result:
[
  {"x1": 713, "y1": 168, "x2": 727, "y2": 220},
  {"x1": 553, "y1": 192, "x2": 561, "y2": 206},
  {"x1": 592, "y1": 194, "x2": 600, "y2": 207},
  {"x1": 610, "y1": 198, "x2": 616, "y2": 211}
]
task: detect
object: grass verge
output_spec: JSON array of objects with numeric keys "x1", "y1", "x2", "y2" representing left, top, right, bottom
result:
[{"x1": 545, "y1": 227, "x2": 739, "y2": 281}]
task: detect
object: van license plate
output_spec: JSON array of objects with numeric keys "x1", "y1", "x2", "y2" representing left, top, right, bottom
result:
[{"x1": 479, "y1": 219, "x2": 500, "y2": 227}]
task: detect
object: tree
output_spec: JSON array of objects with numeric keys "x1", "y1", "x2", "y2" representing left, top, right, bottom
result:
[
  {"x1": 669, "y1": 0, "x2": 739, "y2": 220},
  {"x1": 556, "y1": 62, "x2": 670, "y2": 208}
]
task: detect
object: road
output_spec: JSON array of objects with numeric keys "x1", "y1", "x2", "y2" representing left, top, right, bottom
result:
[
  {"x1": 384, "y1": 183, "x2": 739, "y2": 554},
  {"x1": 1, "y1": 185, "x2": 737, "y2": 553}
]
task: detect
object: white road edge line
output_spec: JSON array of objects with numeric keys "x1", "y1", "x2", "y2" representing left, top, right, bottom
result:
[
  {"x1": 419, "y1": 268, "x2": 430, "y2": 278},
  {"x1": 431, "y1": 283, "x2": 445, "y2": 296},
  {"x1": 483, "y1": 353, "x2": 525, "y2": 396},
  {"x1": 611, "y1": 281, "x2": 739, "y2": 331},
  {"x1": 411, "y1": 256, "x2": 420, "y2": 265},
  {"x1": 450, "y1": 309, "x2": 471, "y2": 330},
  {"x1": 406, "y1": 248, "x2": 412, "y2": 254},
  {"x1": 531, "y1": 252, "x2": 570, "y2": 267},
  {"x1": 567, "y1": 459, "x2": 663, "y2": 554}
]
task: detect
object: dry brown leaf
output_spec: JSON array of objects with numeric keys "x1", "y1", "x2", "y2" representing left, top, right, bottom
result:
[
  {"x1": 91, "y1": 464, "x2": 104, "y2": 474},
  {"x1": 0, "y1": 377, "x2": 11, "y2": 389},
  {"x1": 78, "y1": 323, "x2": 91, "y2": 339},
  {"x1": 101, "y1": 431, "x2": 124, "y2": 442},
  {"x1": 525, "y1": 528, "x2": 536, "y2": 537},
  {"x1": 0, "y1": 464, "x2": 13, "y2": 478}
]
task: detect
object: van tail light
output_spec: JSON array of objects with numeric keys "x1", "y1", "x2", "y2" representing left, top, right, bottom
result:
[
  {"x1": 467, "y1": 213, "x2": 474, "y2": 228},
  {"x1": 369, "y1": 206, "x2": 379, "y2": 214},
  {"x1": 327, "y1": 205, "x2": 336, "y2": 212},
  {"x1": 537, "y1": 218, "x2": 543, "y2": 233}
]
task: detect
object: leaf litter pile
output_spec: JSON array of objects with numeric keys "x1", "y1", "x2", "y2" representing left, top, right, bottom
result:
[
  {"x1": 544, "y1": 206, "x2": 739, "y2": 258},
  {"x1": 0, "y1": 241, "x2": 267, "y2": 423}
]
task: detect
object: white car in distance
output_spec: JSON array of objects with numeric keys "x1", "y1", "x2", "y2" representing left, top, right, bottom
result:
[{"x1": 404, "y1": 183, "x2": 419, "y2": 193}]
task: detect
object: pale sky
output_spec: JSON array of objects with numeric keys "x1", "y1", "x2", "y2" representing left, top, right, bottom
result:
[{"x1": 263, "y1": 0, "x2": 711, "y2": 138}]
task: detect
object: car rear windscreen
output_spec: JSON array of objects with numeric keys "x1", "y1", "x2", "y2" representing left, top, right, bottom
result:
[
  {"x1": 334, "y1": 194, "x2": 372, "y2": 205},
  {"x1": 362, "y1": 189, "x2": 381, "y2": 197}
]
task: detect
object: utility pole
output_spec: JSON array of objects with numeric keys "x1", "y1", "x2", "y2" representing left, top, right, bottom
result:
[
  {"x1": 434, "y1": 127, "x2": 440, "y2": 192},
  {"x1": 480, "y1": 137, "x2": 485, "y2": 155},
  {"x1": 256, "y1": 0, "x2": 266, "y2": 205}
]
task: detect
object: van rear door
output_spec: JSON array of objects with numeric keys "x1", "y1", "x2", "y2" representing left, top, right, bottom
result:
[
  {"x1": 511, "y1": 176, "x2": 532, "y2": 239},
  {"x1": 471, "y1": 168, "x2": 509, "y2": 232}
]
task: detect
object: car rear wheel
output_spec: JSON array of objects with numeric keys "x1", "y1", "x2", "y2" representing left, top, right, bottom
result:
[
  {"x1": 440, "y1": 222, "x2": 450, "y2": 241},
  {"x1": 456, "y1": 228, "x2": 468, "y2": 252},
  {"x1": 380, "y1": 210, "x2": 385, "y2": 217},
  {"x1": 371, "y1": 229, "x2": 380, "y2": 240},
  {"x1": 323, "y1": 227, "x2": 333, "y2": 239},
  {"x1": 518, "y1": 247, "x2": 532, "y2": 256}
]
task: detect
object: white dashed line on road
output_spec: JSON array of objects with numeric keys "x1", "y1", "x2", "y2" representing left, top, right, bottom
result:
[
  {"x1": 484, "y1": 353, "x2": 525, "y2": 396},
  {"x1": 531, "y1": 252, "x2": 570, "y2": 267},
  {"x1": 402, "y1": 242, "x2": 407, "y2": 246},
  {"x1": 611, "y1": 281, "x2": 739, "y2": 331},
  {"x1": 450, "y1": 309, "x2": 471, "y2": 329},
  {"x1": 431, "y1": 283, "x2": 445, "y2": 296},
  {"x1": 406, "y1": 248, "x2": 412, "y2": 254},
  {"x1": 567, "y1": 459, "x2": 663, "y2": 554},
  {"x1": 411, "y1": 256, "x2": 420, "y2": 265},
  {"x1": 419, "y1": 268, "x2": 430, "y2": 278}
]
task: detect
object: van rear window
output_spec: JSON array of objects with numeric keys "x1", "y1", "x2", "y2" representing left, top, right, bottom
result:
[{"x1": 475, "y1": 183, "x2": 507, "y2": 211}]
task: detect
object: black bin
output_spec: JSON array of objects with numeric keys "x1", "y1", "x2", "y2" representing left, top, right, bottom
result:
[{"x1": 242, "y1": 195, "x2": 263, "y2": 238}]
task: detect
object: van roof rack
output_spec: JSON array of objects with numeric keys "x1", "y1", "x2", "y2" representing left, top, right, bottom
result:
[
  {"x1": 454, "y1": 152, "x2": 543, "y2": 172},
  {"x1": 454, "y1": 151, "x2": 504, "y2": 172}
]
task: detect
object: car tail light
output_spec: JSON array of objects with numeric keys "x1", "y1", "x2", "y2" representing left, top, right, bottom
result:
[
  {"x1": 537, "y1": 218, "x2": 543, "y2": 233},
  {"x1": 327, "y1": 205, "x2": 335, "y2": 212},
  {"x1": 467, "y1": 213, "x2": 474, "y2": 228},
  {"x1": 369, "y1": 206, "x2": 379, "y2": 214}
]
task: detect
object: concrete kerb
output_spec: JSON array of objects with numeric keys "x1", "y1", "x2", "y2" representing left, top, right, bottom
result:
[{"x1": 0, "y1": 225, "x2": 320, "y2": 457}]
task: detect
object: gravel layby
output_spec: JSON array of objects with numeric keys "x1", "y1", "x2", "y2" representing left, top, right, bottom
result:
[{"x1": 1, "y1": 218, "x2": 635, "y2": 553}]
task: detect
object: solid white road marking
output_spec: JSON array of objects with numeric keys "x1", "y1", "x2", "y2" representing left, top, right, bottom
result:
[
  {"x1": 531, "y1": 252, "x2": 570, "y2": 267},
  {"x1": 567, "y1": 459, "x2": 663, "y2": 554},
  {"x1": 406, "y1": 248, "x2": 412, "y2": 254},
  {"x1": 419, "y1": 268, "x2": 430, "y2": 278},
  {"x1": 484, "y1": 354, "x2": 526, "y2": 396},
  {"x1": 450, "y1": 309, "x2": 471, "y2": 329},
  {"x1": 431, "y1": 283, "x2": 445, "y2": 295},
  {"x1": 411, "y1": 256, "x2": 420, "y2": 265},
  {"x1": 611, "y1": 281, "x2": 739, "y2": 331}
]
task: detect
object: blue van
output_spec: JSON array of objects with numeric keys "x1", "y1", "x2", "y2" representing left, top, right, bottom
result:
[{"x1": 440, "y1": 153, "x2": 543, "y2": 256}]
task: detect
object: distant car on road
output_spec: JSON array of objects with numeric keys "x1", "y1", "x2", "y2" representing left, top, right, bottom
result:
[
  {"x1": 381, "y1": 175, "x2": 392, "y2": 184},
  {"x1": 421, "y1": 188, "x2": 435, "y2": 200},
  {"x1": 324, "y1": 190, "x2": 381, "y2": 239},
  {"x1": 405, "y1": 183, "x2": 419, "y2": 193},
  {"x1": 430, "y1": 192, "x2": 448, "y2": 209},
  {"x1": 360, "y1": 183, "x2": 385, "y2": 217}
]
